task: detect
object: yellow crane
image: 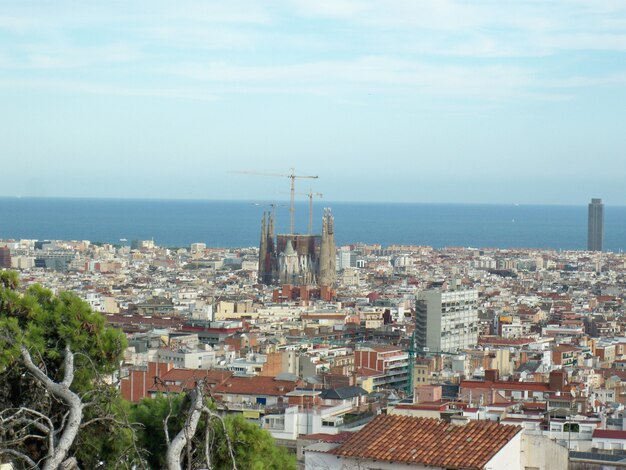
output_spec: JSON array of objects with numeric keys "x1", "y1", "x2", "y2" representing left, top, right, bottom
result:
[{"x1": 235, "y1": 168, "x2": 318, "y2": 234}]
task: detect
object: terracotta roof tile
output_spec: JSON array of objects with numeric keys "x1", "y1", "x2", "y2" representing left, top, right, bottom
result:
[
  {"x1": 213, "y1": 375, "x2": 303, "y2": 396},
  {"x1": 593, "y1": 429, "x2": 626, "y2": 440},
  {"x1": 330, "y1": 415, "x2": 521, "y2": 469},
  {"x1": 302, "y1": 432, "x2": 353, "y2": 443}
]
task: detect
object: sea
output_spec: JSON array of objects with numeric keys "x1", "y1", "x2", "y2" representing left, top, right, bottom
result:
[{"x1": 1, "y1": 197, "x2": 625, "y2": 252}]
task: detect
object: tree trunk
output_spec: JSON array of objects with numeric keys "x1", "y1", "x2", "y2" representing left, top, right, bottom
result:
[{"x1": 165, "y1": 384, "x2": 205, "y2": 470}]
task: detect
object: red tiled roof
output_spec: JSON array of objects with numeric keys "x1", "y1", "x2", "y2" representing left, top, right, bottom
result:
[
  {"x1": 593, "y1": 429, "x2": 626, "y2": 440},
  {"x1": 394, "y1": 403, "x2": 448, "y2": 411},
  {"x1": 161, "y1": 368, "x2": 233, "y2": 385},
  {"x1": 523, "y1": 402, "x2": 548, "y2": 410},
  {"x1": 461, "y1": 380, "x2": 550, "y2": 392},
  {"x1": 213, "y1": 376, "x2": 303, "y2": 396},
  {"x1": 330, "y1": 415, "x2": 521, "y2": 469},
  {"x1": 148, "y1": 368, "x2": 233, "y2": 393},
  {"x1": 355, "y1": 367, "x2": 384, "y2": 378},
  {"x1": 302, "y1": 432, "x2": 353, "y2": 443}
]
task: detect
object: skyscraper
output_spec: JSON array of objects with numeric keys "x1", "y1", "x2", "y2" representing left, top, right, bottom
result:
[
  {"x1": 0, "y1": 246, "x2": 11, "y2": 269},
  {"x1": 588, "y1": 198, "x2": 604, "y2": 251}
]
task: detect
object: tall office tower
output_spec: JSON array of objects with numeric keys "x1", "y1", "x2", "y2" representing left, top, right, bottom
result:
[
  {"x1": 415, "y1": 289, "x2": 479, "y2": 353},
  {"x1": 0, "y1": 247, "x2": 11, "y2": 268},
  {"x1": 588, "y1": 198, "x2": 604, "y2": 252}
]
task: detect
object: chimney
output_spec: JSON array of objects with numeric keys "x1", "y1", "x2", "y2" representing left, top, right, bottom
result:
[
  {"x1": 450, "y1": 415, "x2": 470, "y2": 426},
  {"x1": 485, "y1": 369, "x2": 499, "y2": 383}
]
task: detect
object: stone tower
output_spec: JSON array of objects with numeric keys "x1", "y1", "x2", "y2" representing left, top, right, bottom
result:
[
  {"x1": 318, "y1": 208, "x2": 336, "y2": 287},
  {"x1": 258, "y1": 211, "x2": 276, "y2": 284}
]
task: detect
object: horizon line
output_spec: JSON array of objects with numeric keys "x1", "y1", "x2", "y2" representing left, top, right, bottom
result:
[{"x1": 0, "y1": 195, "x2": 619, "y2": 207}]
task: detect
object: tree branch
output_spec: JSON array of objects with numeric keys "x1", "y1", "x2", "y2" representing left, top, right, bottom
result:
[
  {"x1": 203, "y1": 408, "x2": 237, "y2": 470},
  {"x1": 0, "y1": 448, "x2": 38, "y2": 469},
  {"x1": 165, "y1": 383, "x2": 205, "y2": 470},
  {"x1": 21, "y1": 345, "x2": 84, "y2": 470}
]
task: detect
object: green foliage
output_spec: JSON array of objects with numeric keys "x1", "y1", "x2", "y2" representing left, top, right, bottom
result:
[
  {"x1": 0, "y1": 277, "x2": 126, "y2": 389},
  {"x1": 0, "y1": 271, "x2": 132, "y2": 467},
  {"x1": 214, "y1": 414, "x2": 296, "y2": 470},
  {"x1": 0, "y1": 272, "x2": 294, "y2": 469},
  {"x1": 131, "y1": 395, "x2": 296, "y2": 470},
  {"x1": 76, "y1": 394, "x2": 137, "y2": 470},
  {"x1": 131, "y1": 394, "x2": 188, "y2": 468}
]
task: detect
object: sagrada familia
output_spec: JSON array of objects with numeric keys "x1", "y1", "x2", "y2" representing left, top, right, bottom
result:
[{"x1": 258, "y1": 209, "x2": 336, "y2": 288}]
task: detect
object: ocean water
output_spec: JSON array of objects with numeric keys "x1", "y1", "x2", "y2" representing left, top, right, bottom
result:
[{"x1": 1, "y1": 198, "x2": 626, "y2": 251}]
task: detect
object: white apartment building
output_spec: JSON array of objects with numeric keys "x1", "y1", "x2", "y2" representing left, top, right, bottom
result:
[{"x1": 415, "y1": 289, "x2": 479, "y2": 353}]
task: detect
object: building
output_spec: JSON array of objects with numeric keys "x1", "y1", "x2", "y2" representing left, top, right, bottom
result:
[
  {"x1": 415, "y1": 289, "x2": 479, "y2": 353},
  {"x1": 258, "y1": 209, "x2": 335, "y2": 288},
  {"x1": 305, "y1": 415, "x2": 525, "y2": 470},
  {"x1": 34, "y1": 252, "x2": 74, "y2": 273},
  {"x1": 354, "y1": 345, "x2": 409, "y2": 391},
  {"x1": 588, "y1": 198, "x2": 604, "y2": 251},
  {"x1": 0, "y1": 246, "x2": 11, "y2": 268}
]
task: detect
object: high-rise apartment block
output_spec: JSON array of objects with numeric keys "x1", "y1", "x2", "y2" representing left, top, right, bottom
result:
[
  {"x1": 415, "y1": 289, "x2": 479, "y2": 353},
  {"x1": 588, "y1": 198, "x2": 604, "y2": 252},
  {"x1": 0, "y1": 246, "x2": 11, "y2": 268}
]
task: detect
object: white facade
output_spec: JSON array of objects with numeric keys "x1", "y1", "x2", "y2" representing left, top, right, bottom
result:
[
  {"x1": 263, "y1": 402, "x2": 353, "y2": 441},
  {"x1": 156, "y1": 348, "x2": 217, "y2": 369},
  {"x1": 416, "y1": 289, "x2": 479, "y2": 353}
]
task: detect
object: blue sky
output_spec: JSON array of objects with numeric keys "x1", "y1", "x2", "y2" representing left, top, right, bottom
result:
[{"x1": 2, "y1": 1, "x2": 626, "y2": 204}]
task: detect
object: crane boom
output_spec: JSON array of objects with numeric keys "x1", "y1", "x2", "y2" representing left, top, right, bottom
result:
[{"x1": 236, "y1": 168, "x2": 318, "y2": 234}]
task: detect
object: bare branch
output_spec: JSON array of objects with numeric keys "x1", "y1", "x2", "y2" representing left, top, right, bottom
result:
[
  {"x1": 0, "y1": 448, "x2": 38, "y2": 469},
  {"x1": 203, "y1": 407, "x2": 237, "y2": 470},
  {"x1": 61, "y1": 346, "x2": 74, "y2": 388},
  {"x1": 1, "y1": 408, "x2": 52, "y2": 436},
  {"x1": 59, "y1": 456, "x2": 79, "y2": 470},
  {"x1": 1, "y1": 407, "x2": 55, "y2": 459},
  {"x1": 165, "y1": 383, "x2": 205, "y2": 470},
  {"x1": 80, "y1": 416, "x2": 127, "y2": 429},
  {"x1": 21, "y1": 346, "x2": 84, "y2": 470}
]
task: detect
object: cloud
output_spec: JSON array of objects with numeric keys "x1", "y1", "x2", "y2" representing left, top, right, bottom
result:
[
  {"x1": 1, "y1": 0, "x2": 625, "y2": 104},
  {"x1": 171, "y1": 56, "x2": 557, "y2": 101},
  {"x1": 289, "y1": 0, "x2": 626, "y2": 57},
  {"x1": 0, "y1": 78, "x2": 216, "y2": 101}
]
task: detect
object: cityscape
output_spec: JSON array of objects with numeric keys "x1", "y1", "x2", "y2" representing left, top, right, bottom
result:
[
  {"x1": 1, "y1": 195, "x2": 625, "y2": 469},
  {"x1": 2, "y1": 1, "x2": 626, "y2": 469}
]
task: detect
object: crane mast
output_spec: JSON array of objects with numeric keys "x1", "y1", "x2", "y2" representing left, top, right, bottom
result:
[
  {"x1": 235, "y1": 168, "x2": 318, "y2": 234},
  {"x1": 307, "y1": 190, "x2": 323, "y2": 234}
]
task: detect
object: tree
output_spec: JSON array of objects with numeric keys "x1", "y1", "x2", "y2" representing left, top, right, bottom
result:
[
  {"x1": 0, "y1": 271, "x2": 296, "y2": 469},
  {"x1": 131, "y1": 388, "x2": 296, "y2": 470},
  {"x1": 0, "y1": 271, "x2": 134, "y2": 469}
]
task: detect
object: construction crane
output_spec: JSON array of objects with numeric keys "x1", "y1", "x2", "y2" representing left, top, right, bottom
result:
[
  {"x1": 253, "y1": 202, "x2": 287, "y2": 221},
  {"x1": 235, "y1": 169, "x2": 318, "y2": 234},
  {"x1": 277, "y1": 190, "x2": 323, "y2": 234}
]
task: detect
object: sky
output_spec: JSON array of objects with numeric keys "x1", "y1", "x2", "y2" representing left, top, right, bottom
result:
[{"x1": 1, "y1": 1, "x2": 626, "y2": 204}]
